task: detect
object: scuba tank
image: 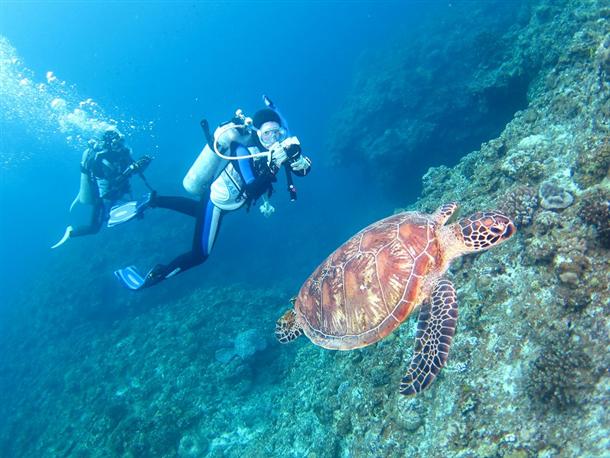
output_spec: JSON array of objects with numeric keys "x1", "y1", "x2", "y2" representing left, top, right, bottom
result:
[
  {"x1": 183, "y1": 143, "x2": 224, "y2": 196},
  {"x1": 70, "y1": 141, "x2": 99, "y2": 211},
  {"x1": 183, "y1": 114, "x2": 255, "y2": 196}
]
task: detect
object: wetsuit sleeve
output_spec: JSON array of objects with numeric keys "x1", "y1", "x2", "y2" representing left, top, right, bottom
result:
[
  {"x1": 234, "y1": 144, "x2": 256, "y2": 184},
  {"x1": 232, "y1": 143, "x2": 276, "y2": 204},
  {"x1": 121, "y1": 146, "x2": 136, "y2": 168}
]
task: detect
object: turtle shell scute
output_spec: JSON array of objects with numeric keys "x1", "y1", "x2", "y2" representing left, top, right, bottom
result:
[{"x1": 296, "y1": 212, "x2": 440, "y2": 350}]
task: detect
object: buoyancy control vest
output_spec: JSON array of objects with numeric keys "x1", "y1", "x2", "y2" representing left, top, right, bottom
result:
[{"x1": 209, "y1": 144, "x2": 276, "y2": 211}]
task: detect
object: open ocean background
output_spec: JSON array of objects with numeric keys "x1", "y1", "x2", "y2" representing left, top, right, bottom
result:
[{"x1": 0, "y1": 1, "x2": 421, "y2": 304}]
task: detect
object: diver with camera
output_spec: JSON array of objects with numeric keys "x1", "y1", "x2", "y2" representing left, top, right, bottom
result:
[
  {"x1": 51, "y1": 128, "x2": 155, "y2": 249},
  {"x1": 113, "y1": 97, "x2": 312, "y2": 291}
]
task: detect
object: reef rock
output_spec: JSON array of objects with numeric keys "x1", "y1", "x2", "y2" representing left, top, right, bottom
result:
[
  {"x1": 215, "y1": 328, "x2": 268, "y2": 364},
  {"x1": 326, "y1": 0, "x2": 592, "y2": 196},
  {"x1": 538, "y1": 180, "x2": 574, "y2": 210}
]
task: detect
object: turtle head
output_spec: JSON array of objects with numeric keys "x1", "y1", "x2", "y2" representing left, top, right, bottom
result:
[{"x1": 457, "y1": 211, "x2": 516, "y2": 252}]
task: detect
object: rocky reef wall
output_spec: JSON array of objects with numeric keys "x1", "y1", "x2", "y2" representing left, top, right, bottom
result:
[{"x1": 326, "y1": 0, "x2": 598, "y2": 198}]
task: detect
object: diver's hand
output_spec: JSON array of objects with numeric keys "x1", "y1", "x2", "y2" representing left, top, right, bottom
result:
[
  {"x1": 120, "y1": 156, "x2": 153, "y2": 181},
  {"x1": 290, "y1": 155, "x2": 311, "y2": 172},
  {"x1": 270, "y1": 142, "x2": 288, "y2": 169},
  {"x1": 281, "y1": 136, "x2": 301, "y2": 157},
  {"x1": 259, "y1": 200, "x2": 275, "y2": 217},
  {"x1": 133, "y1": 155, "x2": 153, "y2": 172}
]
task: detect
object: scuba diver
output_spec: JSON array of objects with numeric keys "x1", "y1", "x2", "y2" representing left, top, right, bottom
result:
[
  {"x1": 51, "y1": 128, "x2": 153, "y2": 249},
  {"x1": 113, "y1": 97, "x2": 312, "y2": 290}
]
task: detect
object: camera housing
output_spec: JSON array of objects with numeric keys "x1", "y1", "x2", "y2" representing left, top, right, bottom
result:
[{"x1": 280, "y1": 136, "x2": 302, "y2": 162}]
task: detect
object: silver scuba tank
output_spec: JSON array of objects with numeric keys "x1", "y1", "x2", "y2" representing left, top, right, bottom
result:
[
  {"x1": 182, "y1": 122, "x2": 253, "y2": 196},
  {"x1": 70, "y1": 147, "x2": 98, "y2": 211}
]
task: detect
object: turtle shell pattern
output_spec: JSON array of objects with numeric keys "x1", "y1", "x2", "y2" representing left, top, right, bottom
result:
[{"x1": 296, "y1": 212, "x2": 441, "y2": 350}]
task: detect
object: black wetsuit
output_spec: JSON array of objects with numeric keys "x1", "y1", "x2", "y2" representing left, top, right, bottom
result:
[{"x1": 146, "y1": 142, "x2": 311, "y2": 283}]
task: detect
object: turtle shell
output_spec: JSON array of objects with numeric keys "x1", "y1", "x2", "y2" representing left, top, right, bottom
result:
[{"x1": 296, "y1": 212, "x2": 441, "y2": 350}]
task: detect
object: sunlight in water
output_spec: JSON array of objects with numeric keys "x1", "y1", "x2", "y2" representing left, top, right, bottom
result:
[{"x1": 0, "y1": 36, "x2": 151, "y2": 167}]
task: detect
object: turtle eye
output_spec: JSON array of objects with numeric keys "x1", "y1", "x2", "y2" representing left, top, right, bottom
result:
[{"x1": 503, "y1": 224, "x2": 514, "y2": 238}]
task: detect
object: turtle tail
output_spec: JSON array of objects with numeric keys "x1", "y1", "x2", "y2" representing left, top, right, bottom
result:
[{"x1": 275, "y1": 309, "x2": 303, "y2": 344}]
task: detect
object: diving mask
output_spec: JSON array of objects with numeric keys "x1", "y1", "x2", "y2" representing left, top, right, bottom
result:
[{"x1": 258, "y1": 125, "x2": 287, "y2": 149}]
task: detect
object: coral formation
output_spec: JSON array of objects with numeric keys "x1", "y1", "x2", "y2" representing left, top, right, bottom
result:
[
  {"x1": 574, "y1": 139, "x2": 610, "y2": 188},
  {"x1": 578, "y1": 186, "x2": 610, "y2": 247},
  {"x1": 326, "y1": 0, "x2": 590, "y2": 195},
  {"x1": 215, "y1": 328, "x2": 268, "y2": 363},
  {"x1": 595, "y1": 33, "x2": 610, "y2": 75},
  {"x1": 499, "y1": 185, "x2": 539, "y2": 227},
  {"x1": 538, "y1": 180, "x2": 574, "y2": 210},
  {"x1": 525, "y1": 335, "x2": 596, "y2": 410}
]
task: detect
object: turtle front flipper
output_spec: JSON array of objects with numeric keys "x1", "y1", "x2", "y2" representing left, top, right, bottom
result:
[
  {"x1": 400, "y1": 279, "x2": 458, "y2": 395},
  {"x1": 432, "y1": 202, "x2": 458, "y2": 226},
  {"x1": 275, "y1": 309, "x2": 303, "y2": 344}
]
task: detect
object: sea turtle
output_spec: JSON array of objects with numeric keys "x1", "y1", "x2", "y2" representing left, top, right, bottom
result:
[{"x1": 275, "y1": 203, "x2": 516, "y2": 395}]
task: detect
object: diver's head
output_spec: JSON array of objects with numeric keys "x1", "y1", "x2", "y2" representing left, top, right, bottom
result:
[
  {"x1": 101, "y1": 127, "x2": 124, "y2": 150},
  {"x1": 252, "y1": 108, "x2": 286, "y2": 148}
]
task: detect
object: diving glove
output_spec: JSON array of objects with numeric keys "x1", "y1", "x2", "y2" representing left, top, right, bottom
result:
[
  {"x1": 259, "y1": 200, "x2": 275, "y2": 217},
  {"x1": 290, "y1": 155, "x2": 311, "y2": 172},
  {"x1": 270, "y1": 142, "x2": 289, "y2": 169},
  {"x1": 122, "y1": 155, "x2": 153, "y2": 179}
]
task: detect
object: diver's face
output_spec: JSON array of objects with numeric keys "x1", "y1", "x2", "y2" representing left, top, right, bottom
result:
[
  {"x1": 258, "y1": 121, "x2": 285, "y2": 148},
  {"x1": 108, "y1": 136, "x2": 122, "y2": 151}
]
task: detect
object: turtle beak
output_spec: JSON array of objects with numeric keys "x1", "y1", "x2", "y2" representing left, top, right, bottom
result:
[{"x1": 502, "y1": 221, "x2": 516, "y2": 239}]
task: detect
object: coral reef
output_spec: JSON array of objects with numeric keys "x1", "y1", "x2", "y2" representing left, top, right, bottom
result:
[
  {"x1": 499, "y1": 185, "x2": 539, "y2": 227},
  {"x1": 326, "y1": 0, "x2": 592, "y2": 196},
  {"x1": 538, "y1": 180, "x2": 574, "y2": 210},
  {"x1": 574, "y1": 139, "x2": 610, "y2": 188},
  {"x1": 578, "y1": 185, "x2": 610, "y2": 247},
  {"x1": 215, "y1": 328, "x2": 268, "y2": 363},
  {"x1": 525, "y1": 334, "x2": 598, "y2": 411}
]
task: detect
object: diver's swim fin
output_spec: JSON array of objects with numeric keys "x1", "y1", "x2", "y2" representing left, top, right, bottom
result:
[
  {"x1": 108, "y1": 201, "x2": 139, "y2": 227},
  {"x1": 114, "y1": 265, "x2": 147, "y2": 290},
  {"x1": 51, "y1": 226, "x2": 73, "y2": 249},
  {"x1": 114, "y1": 264, "x2": 168, "y2": 291},
  {"x1": 107, "y1": 193, "x2": 153, "y2": 228}
]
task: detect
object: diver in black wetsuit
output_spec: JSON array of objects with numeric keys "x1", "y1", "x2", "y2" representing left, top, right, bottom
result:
[
  {"x1": 113, "y1": 107, "x2": 311, "y2": 290},
  {"x1": 51, "y1": 128, "x2": 152, "y2": 248}
]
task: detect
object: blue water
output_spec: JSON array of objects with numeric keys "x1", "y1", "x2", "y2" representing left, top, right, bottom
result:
[
  {"x1": 0, "y1": 1, "x2": 545, "y2": 456},
  {"x1": 0, "y1": 1, "x2": 424, "y2": 305}
]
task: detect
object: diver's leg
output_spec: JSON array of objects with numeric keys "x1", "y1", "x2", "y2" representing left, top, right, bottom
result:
[
  {"x1": 54, "y1": 201, "x2": 105, "y2": 248},
  {"x1": 155, "y1": 197, "x2": 223, "y2": 277},
  {"x1": 107, "y1": 193, "x2": 200, "y2": 227},
  {"x1": 152, "y1": 195, "x2": 199, "y2": 217},
  {"x1": 115, "y1": 196, "x2": 223, "y2": 290},
  {"x1": 70, "y1": 201, "x2": 105, "y2": 237}
]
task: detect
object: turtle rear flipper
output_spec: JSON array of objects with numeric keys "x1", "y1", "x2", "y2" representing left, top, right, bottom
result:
[
  {"x1": 400, "y1": 279, "x2": 458, "y2": 395},
  {"x1": 275, "y1": 309, "x2": 303, "y2": 344}
]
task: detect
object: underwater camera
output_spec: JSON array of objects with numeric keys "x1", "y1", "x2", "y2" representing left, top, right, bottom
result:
[{"x1": 280, "y1": 136, "x2": 302, "y2": 164}]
